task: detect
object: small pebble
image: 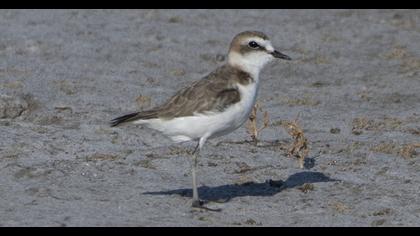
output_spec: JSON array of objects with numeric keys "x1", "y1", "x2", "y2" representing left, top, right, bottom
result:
[{"x1": 330, "y1": 128, "x2": 341, "y2": 134}]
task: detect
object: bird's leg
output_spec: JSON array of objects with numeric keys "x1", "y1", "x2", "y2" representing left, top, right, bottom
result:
[
  {"x1": 190, "y1": 137, "x2": 222, "y2": 212},
  {"x1": 191, "y1": 136, "x2": 207, "y2": 208},
  {"x1": 191, "y1": 141, "x2": 201, "y2": 207},
  {"x1": 192, "y1": 141, "x2": 200, "y2": 155}
]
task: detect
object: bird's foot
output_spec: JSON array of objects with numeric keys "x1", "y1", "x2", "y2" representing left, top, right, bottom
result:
[{"x1": 191, "y1": 200, "x2": 222, "y2": 212}]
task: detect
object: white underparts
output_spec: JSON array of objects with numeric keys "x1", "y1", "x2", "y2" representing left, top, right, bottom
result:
[{"x1": 134, "y1": 81, "x2": 259, "y2": 143}]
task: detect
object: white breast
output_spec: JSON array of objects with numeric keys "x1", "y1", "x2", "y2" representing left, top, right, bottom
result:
[
  {"x1": 208, "y1": 81, "x2": 259, "y2": 139},
  {"x1": 230, "y1": 82, "x2": 259, "y2": 129}
]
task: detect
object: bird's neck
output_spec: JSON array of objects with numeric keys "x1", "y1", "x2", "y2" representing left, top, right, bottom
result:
[{"x1": 227, "y1": 52, "x2": 267, "y2": 80}]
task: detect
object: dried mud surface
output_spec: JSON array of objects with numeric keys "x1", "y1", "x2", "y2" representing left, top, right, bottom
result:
[{"x1": 0, "y1": 10, "x2": 419, "y2": 226}]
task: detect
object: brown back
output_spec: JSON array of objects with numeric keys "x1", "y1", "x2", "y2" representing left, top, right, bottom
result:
[{"x1": 145, "y1": 64, "x2": 253, "y2": 120}]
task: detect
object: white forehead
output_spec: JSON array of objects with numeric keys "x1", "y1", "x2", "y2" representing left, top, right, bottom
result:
[{"x1": 244, "y1": 37, "x2": 274, "y2": 52}]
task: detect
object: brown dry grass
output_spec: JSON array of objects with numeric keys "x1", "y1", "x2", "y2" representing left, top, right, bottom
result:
[
  {"x1": 279, "y1": 94, "x2": 320, "y2": 107},
  {"x1": 330, "y1": 201, "x2": 351, "y2": 214},
  {"x1": 281, "y1": 114, "x2": 309, "y2": 169},
  {"x1": 352, "y1": 116, "x2": 404, "y2": 135},
  {"x1": 136, "y1": 95, "x2": 152, "y2": 110},
  {"x1": 406, "y1": 127, "x2": 420, "y2": 136},
  {"x1": 370, "y1": 142, "x2": 420, "y2": 159},
  {"x1": 399, "y1": 143, "x2": 420, "y2": 159},
  {"x1": 245, "y1": 102, "x2": 270, "y2": 145},
  {"x1": 388, "y1": 13, "x2": 418, "y2": 31},
  {"x1": 298, "y1": 183, "x2": 315, "y2": 193},
  {"x1": 170, "y1": 68, "x2": 186, "y2": 77},
  {"x1": 0, "y1": 80, "x2": 24, "y2": 90},
  {"x1": 53, "y1": 80, "x2": 76, "y2": 95},
  {"x1": 383, "y1": 45, "x2": 420, "y2": 72},
  {"x1": 86, "y1": 153, "x2": 119, "y2": 162},
  {"x1": 135, "y1": 159, "x2": 156, "y2": 170}
]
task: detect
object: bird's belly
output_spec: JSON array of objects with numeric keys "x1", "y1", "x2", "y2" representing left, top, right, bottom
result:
[
  {"x1": 145, "y1": 107, "x2": 251, "y2": 142},
  {"x1": 208, "y1": 107, "x2": 252, "y2": 138}
]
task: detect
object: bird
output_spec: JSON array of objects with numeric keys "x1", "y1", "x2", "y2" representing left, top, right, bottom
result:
[{"x1": 110, "y1": 31, "x2": 291, "y2": 210}]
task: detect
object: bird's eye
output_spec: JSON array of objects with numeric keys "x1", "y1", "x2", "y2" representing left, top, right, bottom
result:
[{"x1": 248, "y1": 41, "x2": 259, "y2": 49}]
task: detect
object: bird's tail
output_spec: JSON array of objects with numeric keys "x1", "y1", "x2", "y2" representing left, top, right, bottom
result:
[{"x1": 110, "y1": 110, "x2": 159, "y2": 127}]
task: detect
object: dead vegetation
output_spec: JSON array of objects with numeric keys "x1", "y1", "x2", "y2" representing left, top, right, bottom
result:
[
  {"x1": 86, "y1": 153, "x2": 119, "y2": 162},
  {"x1": 170, "y1": 68, "x2": 186, "y2": 77},
  {"x1": 245, "y1": 102, "x2": 270, "y2": 145},
  {"x1": 0, "y1": 94, "x2": 32, "y2": 119},
  {"x1": 232, "y1": 162, "x2": 275, "y2": 178},
  {"x1": 53, "y1": 80, "x2": 76, "y2": 95},
  {"x1": 388, "y1": 13, "x2": 418, "y2": 31},
  {"x1": 298, "y1": 183, "x2": 315, "y2": 193},
  {"x1": 135, "y1": 159, "x2": 156, "y2": 170},
  {"x1": 330, "y1": 201, "x2": 351, "y2": 214},
  {"x1": 370, "y1": 142, "x2": 420, "y2": 159},
  {"x1": 14, "y1": 166, "x2": 53, "y2": 179},
  {"x1": 357, "y1": 86, "x2": 373, "y2": 102},
  {"x1": 399, "y1": 143, "x2": 420, "y2": 159},
  {"x1": 352, "y1": 116, "x2": 404, "y2": 134},
  {"x1": 281, "y1": 114, "x2": 309, "y2": 169},
  {"x1": 371, "y1": 219, "x2": 386, "y2": 226},
  {"x1": 371, "y1": 208, "x2": 392, "y2": 216},
  {"x1": 406, "y1": 127, "x2": 420, "y2": 136},
  {"x1": 244, "y1": 218, "x2": 262, "y2": 225},
  {"x1": 383, "y1": 45, "x2": 420, "y2": 73},
  {"x1": 352, "y1": 115, "x2": 420, "y2": 136},
  {"x1": 279, "y1": 94, "x2": 320, "y2": 107},
  {"x1": 245, "y1": 104, "x2": 310, "y2": 168},
  {"x1": 0, "y1": 80, "x2": 24, "y2": 90},
  {"x1": 136, "y1": 95, "x2": 152, "y2": 110},
  {"x1": 234, "y1": 161, "x2": 252, "y2": 174}
]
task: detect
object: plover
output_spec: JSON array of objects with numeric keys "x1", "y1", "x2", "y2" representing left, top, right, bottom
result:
[{"x1": 110, "y1": 31, "x2": 291, "y2": 209}]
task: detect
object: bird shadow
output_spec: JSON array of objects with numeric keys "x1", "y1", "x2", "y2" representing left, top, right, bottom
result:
[{"x1": 143, "y1": 171, "x2": 338, "y2": 203}]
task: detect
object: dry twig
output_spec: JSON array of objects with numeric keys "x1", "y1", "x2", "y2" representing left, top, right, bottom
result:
[
  {"x1": 281, "y1": 114, "x2": 309, "y2": 169},
  {"x1": 399, "y1": 143, "x2": 420, "y2": 159},
  {"x1": 246, "y1": 103, "x2": 270, "y2": 145}
]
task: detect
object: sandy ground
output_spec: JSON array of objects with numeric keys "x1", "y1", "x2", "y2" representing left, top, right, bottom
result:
[{"x1": 0, "y1": 9, "x2": 420, "y2": 226}]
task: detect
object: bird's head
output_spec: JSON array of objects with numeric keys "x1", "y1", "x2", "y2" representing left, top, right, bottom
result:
[{"x1": 228, "y1": 31, "x2": 291, "y2": 77}]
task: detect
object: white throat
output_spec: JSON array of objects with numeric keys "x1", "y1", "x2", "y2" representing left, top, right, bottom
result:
[{"x1": 228, "y1": 51, "x2": 273, "y2": 80}]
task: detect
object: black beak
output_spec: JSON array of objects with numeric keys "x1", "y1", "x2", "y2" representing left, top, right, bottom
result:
[{"x1": 271, "y1": 50, "x2": 292, "y2": 60}]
